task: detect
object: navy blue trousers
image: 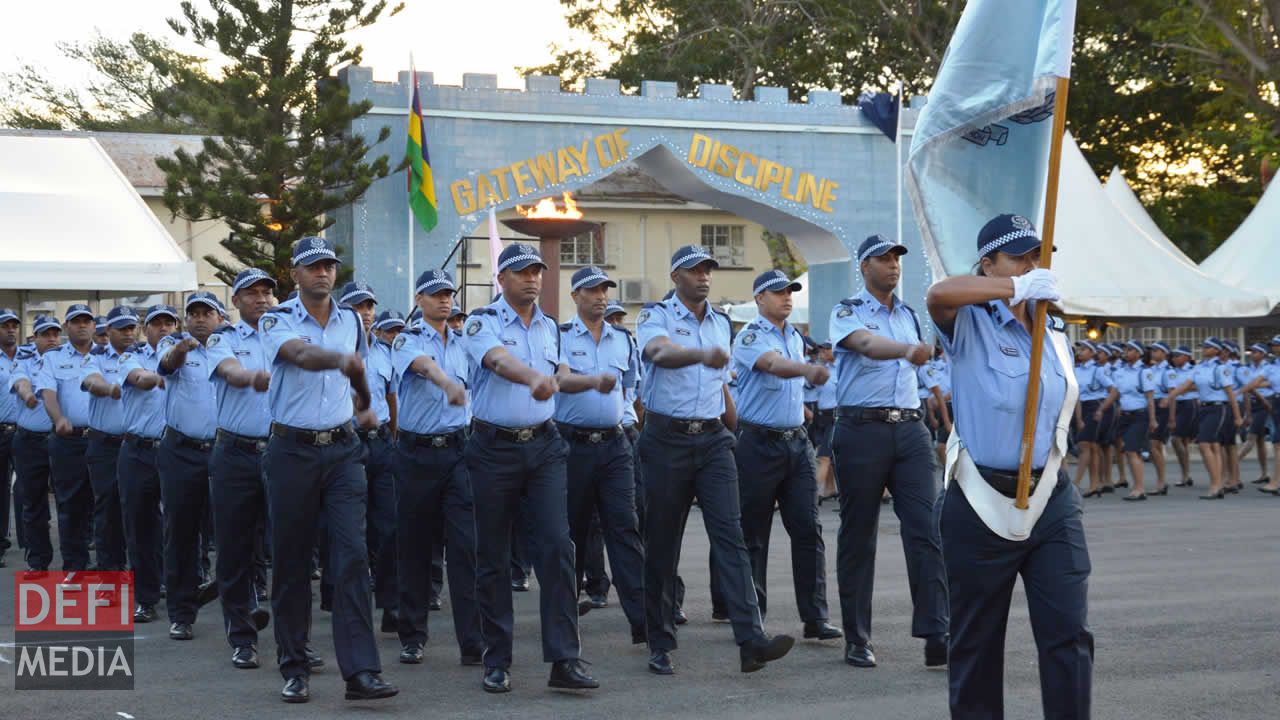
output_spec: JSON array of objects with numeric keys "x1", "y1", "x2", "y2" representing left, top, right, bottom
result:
[
  {"x1": 638, "y1": 416, "x2": 765, "y2": 651},
  {"x1": 13, "y1": 429, "x2": 53, "y2": 570},
  {"x1": 49, "y1": 433, "x2": 93, "y2": 570},
  {"x1": 941, "y1": 470, "x2": 1093, "y2": 720},
  {"x1": 363, "y1": 434, "x2": 398, "y2": 612},
  {"x1": 394, "y1": 434, "x2": 482, "y2": 655},
  {"x1": 266, "y1": 431, "x2": 379, "y2": 681},
  {"x1": 464, "y1": 423, "x2": 580, "y2": 669},
  {"x1": 1, "y1": 426, "x2": 14, "y2": 553},
  {"x1": 86, "y1": 432, "x2": 127, "y2": 570},
  {"x1": 831, "y1": 416, "x2": 948, "y2": 647},
  {"x1": 118, "y1": 438, "x2": 163, "y2": 607},
  {"x1": 209, "y1": 435, "x2": 270, "y2": 649},
  {"x1": 561, "y1": 427, "x2": 646, "y2": 635},
  {"x1": 157, "y1": 429, "x2": 211, "y2": 624}
]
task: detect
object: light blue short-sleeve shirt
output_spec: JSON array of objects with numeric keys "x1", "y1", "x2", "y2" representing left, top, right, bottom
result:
[
  {"x1": 80, "y1": 345, "x2": 128, "y2": 435},
  {"x1": 554, "y1": 317, "x2": 632, "y2": 428},
  {"x1": 8, "y1": 346, "x2": 53, "y2": 432},
  {"x1": 392, "y1": 323, "x2": 470, "y2": 435},
  {"x1": 730, "y1": 317, "x2": 806, "y2": 428},
  {"x1": 157, "y1": 333, "x2": 218, "y2": 441},
  {"x1": 119, "y1": 342, "x2": 166, "y2": 439},
  {"x1": 204, "y1": 321, "x2": 273, "y2": 437},
  {"x1": 463, "y1": 296, "x2": 562, "y2": 427},
  {"x1": 259, "y1": 297, "x2": 368, "y2": 431},
  {"x1": 636, "y1": 296, "x2": 731, "y2": 420},
  {"x1": 1112, "y1": 361, "x2": 1154, "y2": 412},
  {"x1": 35, "y1": 343, "x2": 93, "y2": 428},
  {"x1": 828, "y1": 289, "x2": 923, "y2": 409}
]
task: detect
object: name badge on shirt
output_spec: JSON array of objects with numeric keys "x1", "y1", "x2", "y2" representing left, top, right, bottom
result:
[
  {"x1": 502, "y1": 338, "x2": 517, "y2": 346},
  {"x1": 865, "y1": 323, "x2": 880, "y2": 330},
  {"x1": 571, "y1": 350, "x2": 586, "y2": 356},
  {"x1": 674, "y1": 327, "x2": 692, "y2": 336},
  {"x1": 999, "y1": 345, "x2": 1019, "y2": 357}
]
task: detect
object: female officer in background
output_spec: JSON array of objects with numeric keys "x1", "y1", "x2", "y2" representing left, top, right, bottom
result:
[{"x1": 926, "y1": 214, "x2": 1092, "y2": 720}]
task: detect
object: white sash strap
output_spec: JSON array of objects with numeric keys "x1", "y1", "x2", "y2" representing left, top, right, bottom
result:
[{"x1": 944, "y1": 329, "x2": 1080, "y2": 541}]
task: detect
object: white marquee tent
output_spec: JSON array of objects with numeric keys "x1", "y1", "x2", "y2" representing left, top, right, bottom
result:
[
  {"x1": 1102, "y1": 167, "x2": 1197, "y2": 268},
  {"x1": 0, "y1": 134, "x2": 196, "y2": 300},
  {"x1": 1200, "y1": 174, "x2": 1280, "y2": 307}
]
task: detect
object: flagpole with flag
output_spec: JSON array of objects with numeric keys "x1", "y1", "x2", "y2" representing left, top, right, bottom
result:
[
  {"x1": 406, "y1": 54, "x2": 439, "y2": 307},
  {"x1": 487, "y1": 205, "x2": 504, "y2": 295},
  {"x1": 906, "y1": 0, "x2": 1078, "y2": 509},
  {"x1": 895, "y1": 82, "x2": 905, "y2": 301}
]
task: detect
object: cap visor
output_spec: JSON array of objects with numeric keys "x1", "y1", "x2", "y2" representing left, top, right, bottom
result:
[
  {"x1": 576, "y1": 279, "x2": 617, "y2": 290},
  {"x1": 675, "y1": 257, "x2": 719, "y2": 271},
  {"x1": 107, "y1": 319, "x2": 138, "y2": 328},
  {"x1": 999, "y1": 236, "x2": 1057, "y2": 256},
  {"x1": 295, "y1": 254, "x2": 341, "y2": 267},
  {"x1": 504, "y1": 258, "x2": 548, "y2": 272},
  {"x1": 235, "y1": 277, "x2": 277, "y2": 292}
]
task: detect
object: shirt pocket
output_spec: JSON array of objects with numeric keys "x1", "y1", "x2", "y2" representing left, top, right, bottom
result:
[{"x1": 986, "y1": 351, "x2": 1029, "y2": 412}]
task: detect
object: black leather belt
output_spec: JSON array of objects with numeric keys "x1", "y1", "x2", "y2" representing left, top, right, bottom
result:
[
  {"x1": 64, "y1": 426, "x2": 90, "y2": 438},
  {"x1": 400, "y1": 428, "x2": 466, "y2": 449},
  {"x1": 87, "y1": 429, "x2": 123, "y2": 446},
  {"x1": 559, "y1": 423, "x2": 624, "y2": 444},
  {"x1": 123, "y1": 433, "x2": 161, "y2": 449},
  {"x1": 1201, "y1": 401, "x2": 1225, "y2": 407},
  {"x1": 836, "y1": 406, "x2": 923, "y2": 423},
  {"x1": 356, "y1": 423, "x2": 392, "y2": 442},
  {"x1": 1119, "y1": 409, "x2": 1146, "y2": 417},
  {"x1": 471, "y1": 419, "x2": 555, "y2": 444},
  {"x1": 164, "y1": 426, "x2": 213, "y2": 452},
  {"x1": 975, "y1": 464, "x2": 1043, "y2": 499},
  {"x1": 814, "y1": 409, "x2": 835, "y2": 420},
  {"x1": 270, "y1": 422, "x2": 355, "y2": 447},
  {"x1": 646, "y1": 412, "x2": 724, "y2": 435},
  {"x1": 17, "y1": 427, "x2": 49, "y2": 440},
  {"x1": 1, "y1": 422, "x2": 17, "y2": 433},
  {"x1": 216, "y1": 429, "x2": 268, "y2": 453},
  {"x1": 739, "y1": 421, "x2": 806, "y2": 442}
]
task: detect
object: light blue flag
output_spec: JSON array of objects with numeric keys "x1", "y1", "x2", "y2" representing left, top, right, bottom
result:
[{"x1": 906, "y1": 0, "x2": 1077, "y2": 279}]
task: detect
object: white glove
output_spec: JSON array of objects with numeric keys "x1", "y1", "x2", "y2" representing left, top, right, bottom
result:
[{"x1": 1010, "y1": 268, "x2": 1060, "y2": 305}]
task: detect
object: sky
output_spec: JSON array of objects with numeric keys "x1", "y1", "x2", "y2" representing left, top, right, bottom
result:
[{"x1": 1, "y1": 0, "x2": 589, "y2": 91}]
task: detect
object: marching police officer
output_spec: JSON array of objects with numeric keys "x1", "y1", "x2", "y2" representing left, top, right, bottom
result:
[
  {"x1": 259, "y1": 237, "x2": 396, "y2": 703},
  {"x1": 34, "y1": 303, "x2": 98, "y2": 572},
  {"x1": 117, "y1": 305, "x2": 177, "y2": 621},
  {"x1": 1, "y1": 308, "x2": 24, "y2": 566},
  {"x1": 78, "y1": 306, "x2": 141, "y2": 572},
  {"x1": 729, "y1": 269, "x2": 841, "y2": 641},
  {"x1": 555, "y1": 266, "x2": 647, "y2": 642},
  {"x1": 827, "y1": 235, "x2": 948, "y2": 669},
  {"x1": 1094, "y1": 340, "x2": 1157, "y2": 500},
  {"x1": 447, "y1": 305, "x2": 467, "y2": 334},
  {"x1": 814, "y1": 341, "x2": 839, "y2": 502},
  {"x1": 1164, "y1": 345, "x2": 1199, "y2": 488},
  {"x1": 8, "y1": 315, "x2": 63, "y2": 572},
  {"x1": 1166, "y1": 339, "x2": 1243, "y2": 499},
  {"x1": 93, "y1": 317, "x2": 110, "y2": 348},
  {"x1": 637, "y1": 244, "x2": 794, "y2": 676},
  {"x1": 462, "y1": 243, "x2": 598, "y2": 694},
  {"x1": 926, "y1": 213, "x2": 1092, "y2": 720},
  {"x1": 156, "y1": 292, "x2": 223, "y2": 640},
  {"x1": 206, "y1": 268, "x2": 278, "y2": 668},
  {"x1": 391, "y1": 269, "x2": 483, "y2": 666}
]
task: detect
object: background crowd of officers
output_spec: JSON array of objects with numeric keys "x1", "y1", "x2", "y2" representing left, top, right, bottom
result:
[{"x1": 2, "y1": 232, "x2": 1266, "y2": 707}]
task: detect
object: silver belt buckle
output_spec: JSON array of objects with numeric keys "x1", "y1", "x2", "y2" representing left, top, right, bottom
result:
[
  {"x1": 781, "y1": 429, "x2": 795, "y2": 440},
  {"x1": 255, "y1": 440, "x2": 267, "y2": 452},
  {"x1": 588, "y1": 431, "x2": 603, "y2": 444},
  {"x1": 516, "y1": 427, "x2": 534, "y2": 443},
  {"x1": 315, "y1": 430, "x2": 333, "y2": 446},
  {"x1": 887, "y1": 409, "x2": 902, "y2": 423},
  {"x1": 430, "y1": 435, "x2": 447, "y2": 448},
  {"x1": 687, "y1": 421, "x2": 704, "y2": 434}
]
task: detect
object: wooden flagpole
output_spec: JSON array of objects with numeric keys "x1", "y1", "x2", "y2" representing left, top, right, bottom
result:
[{"x1": 1014, "y1": 75, "x2": 1071, "y2": 509}]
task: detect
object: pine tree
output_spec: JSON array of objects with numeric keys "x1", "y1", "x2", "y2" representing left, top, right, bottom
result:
[{"x1": 157, "y1": 0, "x2": 403, "y2": 295}]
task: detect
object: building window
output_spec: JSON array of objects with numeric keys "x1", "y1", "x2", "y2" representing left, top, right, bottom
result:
[
  {"x1": 561, "y1": 225, "x2": 605, "y2": 265},
  {"x1": 701, "y1": 224, "x2": 746, "y2": 267}
]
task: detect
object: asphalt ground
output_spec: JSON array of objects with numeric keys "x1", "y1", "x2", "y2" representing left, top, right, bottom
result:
[{"x1": 1, "y1": 458, "x2": 1278, "y2": 719}]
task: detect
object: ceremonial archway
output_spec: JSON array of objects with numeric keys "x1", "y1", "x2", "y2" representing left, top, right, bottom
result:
[{"x1": 331, "y1": 67, "x2": 928, "y2": 340}]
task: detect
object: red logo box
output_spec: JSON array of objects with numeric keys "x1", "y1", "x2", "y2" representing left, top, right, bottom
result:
[{"x1": 14, "y1": 571, "x2": 135, "y2": 690}]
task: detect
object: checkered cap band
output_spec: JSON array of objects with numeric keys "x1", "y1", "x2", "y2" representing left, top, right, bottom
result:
[
  {"x1": 977, "y1": 228, "x2": 1038, "y2": 258},
  {"x1": 293, "y1": 247, "x2": 338, "y2": 265},
  {"x1": 0, "y1": 308, "x2": 17, "y2": 323},
  {"x1": 33, "y1": 316, "x2": 61, "y2": 333},
  {"x1": 339, "y1": 288, "x2": 375, "y2": 304},
  {"x1": 857, "y1": 241, "x2": 897, "y2": 263},
  {"x1": 753, "y1": 275, "x2": 793, "y2": 295},
  {"x1": 571, "y1": 272, "x2": 611, "y2": 292},
  {"x1": 498, "y1": 253, "x2": 544, "y2": 273},
  {"x1": 669, "y1": 248, "x2": 715, "y2": 272},
  {"x1": 233, "y1": 270, "x2": 275, "y2": 293}
]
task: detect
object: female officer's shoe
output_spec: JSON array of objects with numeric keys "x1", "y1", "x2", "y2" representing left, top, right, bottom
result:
[{"x1": 740, "y1": 634, "x2": 795, "y2": 672}]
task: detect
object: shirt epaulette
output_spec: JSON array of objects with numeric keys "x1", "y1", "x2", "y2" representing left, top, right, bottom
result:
[
  {"x1": 1048, "y1": 315, "x2": 1066, "y2": 332},
  {"x1": 838, "y1": 297, "x2": 864, "y2": 307},
  {"x1": 16, "y1": 347, "x2": 34, "y2": 361},
  {"x1": 641, "y1": 302, "x2": 661, "y2": 310},
  {"x1": 90, "y1": 345, "x2": 107, "y2": 356},
  {"x1": 265, "y1": 305, "x2": 291, "y2": 314},
  {"x1": 471, "y1": 307, "x2": 498, "y2": 316}
]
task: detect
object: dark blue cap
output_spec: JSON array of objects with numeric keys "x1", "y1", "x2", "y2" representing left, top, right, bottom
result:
[
  {"x1": 64, "y1": 303, "x2": 94, "y2": 323},
  {"x1": 1150, "y1": 341, "x2": 1171, "y2": 354},
  {"x1": 1248, "y1": 342, "x2": 1267, "y2": 354},
  {"x1": 669, "y1": 245, "x2": 718, "y2": 272},
  {"x1": 752, "y1": 269, "x2": 802, "y2": 295},
  {"x1": 497, "y1": 243, "x2": 547, "y2": 273},
  {"x1": 338, "y1": 281, "x2": 377, "y2": 306},
  {"x1": 1095, "y1": 343, "x2": 1112, "y2": 355},
  {"x1": 373, "y1": 309, "x2": 405, "y2": 330},
  {"x1": 604, "y1": 302, "x2": 626, "y2": 318},
  {"x1": 94, "y1": 316, "x2": 108, "y2": 334},
  {"x1": 977, "y1": 214, "x2": 1047, "y2": 257},
  {"x1": 414, "y1": 269, "x2": 457, "y2": 295},
  {"x1": 1270, "y1": 335, "x2": 1280, "y2": 346},
  {"x1": 106, "y1": 306, "x2": 140, "y2": 328},
  {"x1": 1124, "y1": 340, "x2": 1144, "y2": 354},
  {"x1": 1202, "y1": 337, "x2": 1223, "y2": 350},
  {"x1": 232, "y1": 268, "x2": 277, "y2": 294},
  {"x1": 448, "y1": 305, "x2": 467, "y2": 320},
  {"x1": 856, "y1": 234, "x2": 908, "y2": 263},
  {"x1": 0, "y1": 307, "x2": 18, "y2": 324},
  {"x1": 185, "y1": 291, "x2": 221, "y2": 312},
  {"x1": 33, "y1": 314, "x2": 62, "y2": 334},
  {"x1": 292, "y1": 236, "x2": 340, "y2": 266},
  {"x1": 1074, "y1": 340, "x2": 1097, "y2": 352},
  {"x1": 1172, "y1": 345, "x2": 1193, "y2": 357},
  {"x1": 144, "y1": 304, "x2": 179, "y2": 324},
  {"x1": 571, "y1": 266, "x2": 616, "y2": 292}
]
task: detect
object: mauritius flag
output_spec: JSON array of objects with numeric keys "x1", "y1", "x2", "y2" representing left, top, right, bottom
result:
[{"x1": 406, "y1": 73, "x2": 438, "y2": 232}]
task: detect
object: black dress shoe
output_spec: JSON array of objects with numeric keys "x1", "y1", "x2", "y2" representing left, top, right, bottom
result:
[
  {"x1": 1123, "y1": 493, "x2": 1148, "y2": 502},
  {"x1": 134, "y1": 604, "x2": 156, "y2": 623},
  {"x1": 1115, "y1": 481, "x2": 1129, "y2": 488},
  {"x1": 381, "y1": 608, "x2": 398, "y2": 634},
  {"x1": 588, "y1": 593, "x2": 608, "y2": 609},
  {"x1": 460, "y1": 653, "x2": 483, "y2": 666},
  {"x1": 281, "y1": 676, "x2": 309, "y2": 703},
  {"x1": 577, "y1": 598, "x2": 594, "y2": 617},
  {"x1": 250, "y1": 607, "x2": 270, "y2": 631},
  {"x1": 255, "y1": 585, "x2": 268, "y2": 603},
  {"x1": 802, "y1": 621, "x2": 844, "y2": 640},
  {"x1": 483, "y1": 667, "x2": 511, "y2": 693},
  {"x1": 1259, "y1": 486, "x2": 1280, "y2": 495},
  {"x1": 399, "y1": 644, "x2": 424, "y2": 664},
  {"x1": 1081, "y1": 489, "x2": 1101, "y2": 498},
  {"x1": 196, "y1": 580, "x2": 219, "y2": 607},
  {"x1": 511, "y1": 578, "x2": 530, "y2": 592},
  {"x1": 845, "y1": 643, "x2": 876, "y2": 667},
  {"x1": 548, "y1": 659, "x2": 599, "y2": 690},
  {"x1": 740, "y1": 634, "x2": 795, "y2": 673},
  {"x1": 429, "y1": 596, "x2": 443, "y2": 611},
  {"x1": 1252, "y1": 476, "x2": 1270, "y2": 485},
  {"x1": 1149, "y1": 486, "x2": 1169, "y2": 496},
  {"x1": 711, "y1": 609, "x2": 730, "y2": 623},
  {"x1": 232, "y1": 645, "x2": 260, "y2": 669},
  {"x1": 1100, "y1": 485, "x2": 1115, "y2": 494},
  {"x1": 1225, "y1": 484, "x2": 1242, "y2": 494},
  {"x1": 647, "y1": 650, "x2": 674, "y2": 675},
  {"x1": 1175, "y1": 478, "x2": 1194, "y2": 487},
  {"x1": 345, "y1": 670, "x2": 399, "y2": 700},
  {"x1": 925, "y1": 635, "x2": 948, "y2": 668},
  {"x1": 305, "y1": 646, "x2": 325, "y2": 669},
  {"x1": 631, "y1": 627, "x2": 647, "y2": 645},
  {"x1": 1199, "y1": 490, "x2": 1226, "y2": 500},
  {"x1": 673, "y1": 607, "x2": 688, "y2": 625},
  {"x1": 168, "y1": 622, "x2": 193, "y2": 641}
]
